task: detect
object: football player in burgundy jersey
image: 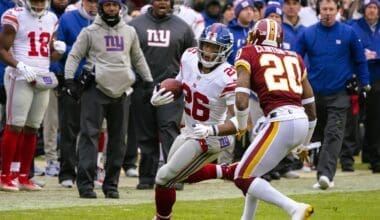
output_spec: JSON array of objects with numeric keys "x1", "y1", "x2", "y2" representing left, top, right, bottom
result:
[
  {"x1": 234, "y1": 18, "x2": 317, "y2": 220},
  {"x1": 150, "y1": 23, "x2": 240, "y2": 220},
  {"x1": 0, "y1": 0, "x2": 65, "y2": 191}
]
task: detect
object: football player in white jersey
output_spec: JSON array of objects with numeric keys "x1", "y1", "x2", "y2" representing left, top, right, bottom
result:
[
  {"x1": 150, "y1": 23, "x2": 239, "y2": 220},
  {"x1": 0, "y1": 0, "x2": 66, "y2": 191}
]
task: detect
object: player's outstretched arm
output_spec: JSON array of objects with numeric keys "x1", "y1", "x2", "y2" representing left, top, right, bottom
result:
[{"x1": 301, "y1": 77, "x2": 317, "y2": 146}]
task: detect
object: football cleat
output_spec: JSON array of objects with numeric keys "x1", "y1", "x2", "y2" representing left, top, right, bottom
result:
[
  {"x1": 0, "y1": 175, "x2": 19, "y2": 192},
  {"x1": 18, "y1": 175, "x2": 42, "y2": 191},
  {"x1": 291, "y1": 203, "x2": 314, "y2": 220}
]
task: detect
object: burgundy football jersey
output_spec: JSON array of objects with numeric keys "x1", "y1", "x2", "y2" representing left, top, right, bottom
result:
[{"x1": 235, "y1": 45, "x2": 307, "y2": 115}]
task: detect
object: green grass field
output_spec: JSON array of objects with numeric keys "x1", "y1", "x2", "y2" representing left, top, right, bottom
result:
[
  {"x1": 0, "y1": 158, "x2": 379, "y2": 220},
  {"x1": 1, "y1": 190, "x2": 380, "y2": 220}
]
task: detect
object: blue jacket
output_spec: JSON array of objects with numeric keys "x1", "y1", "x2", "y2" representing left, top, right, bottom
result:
[
  {"x1": 227, "y1": 18, "x2": 254, "y2": 65},
  {"x1": 282, "y1": 21, "x2": 305, "y2": 51},
  {"x1": 0, "y1": 0, "x2": 16, "y2": 86},
  {"x1": 54, "y1": 10, "x2": 93, "y2": 78},
  {"x1": 49, "y1": 5, "x2": 67, "y2": 76},
  {"x1": 201, "y1": 11, "x2": 220, "y2": 28},
  {"x1": 350, "y1": 18, "x2": 380, "y2": 83},
  {"x1": 295, "y1": 22, "x2": 369, "y2": 95}
]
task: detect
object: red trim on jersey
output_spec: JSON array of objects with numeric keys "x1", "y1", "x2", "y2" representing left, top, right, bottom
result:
[
  {"x1": 3, "y1": 15, "x2": 18, "y2": 29},
  {"x1": 237, "y1": 123, "x2": 274, "y2": 178},
  {"x1": 220, "y1": 84, "x2": 236, "y2": 97},
  {"x1": 7, "y1": 77, "x2": 16, "y2": 124},
  {"x1": 195, "y1": 19, "x2": 204, "y2": 24}
]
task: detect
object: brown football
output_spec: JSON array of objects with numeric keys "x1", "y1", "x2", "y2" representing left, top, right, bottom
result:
[{"x1": 160, "y1": 78, "x2": 183, "y2": 99}]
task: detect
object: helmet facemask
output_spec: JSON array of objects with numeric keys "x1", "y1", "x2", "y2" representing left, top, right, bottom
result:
[
  {"x1": 25, "y1": 0, "x2": 50, "y2": 17},
  {"x1": 198, "y1": 40, "x2": 232, "y2": 68}
]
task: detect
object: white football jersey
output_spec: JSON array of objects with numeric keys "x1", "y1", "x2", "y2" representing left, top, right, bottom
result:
[
  {"x1": 173, "y1": 5, "x2": 204, "y2": 39},
  {"x1": 1, "y1": 7, "x2": 58, "y2": 78},
  {"x1": 176, "y1": 47, "x2": 236, "y2": 130}
]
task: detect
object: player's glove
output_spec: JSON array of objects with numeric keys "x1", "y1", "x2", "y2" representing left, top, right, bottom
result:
[
  {"x1": 16, "y1": 61, "x2": 36, "y2": 82},
  {"x1": 150, "y1": 85, "x2": 174, "y2": 106},
  {"x1": 193, "y1": 124, "x2": 217, "y2": 139},
  {"x1": 53, "y1": 40, "x2": 67, "y2": 54},
  {"x1": 64, "y1": 79, "x2": 82, "y2": 101},
  {"x1": 293, "y1": 145, "x2": 310, "y2": 163}
]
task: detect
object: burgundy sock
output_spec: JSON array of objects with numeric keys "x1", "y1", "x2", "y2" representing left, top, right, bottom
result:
[
  {"x1": 0, "y1": 126, "x2": 20, "y2": 176},
  {"x1": 19, "y1": 132, "x2": 37, "y2": 175},
  {"x1": 155, "y1": 186, "x2": 176, "y2": 219},
  {"x1": 222, "y1": 162, "x2": 238, "y2": 181},
  {"x1": 185, "y1": 164, "x2": 217, "y2": 184},
  {"x1": 97, "y1": 131, "x2": 106, "y2": 153}
]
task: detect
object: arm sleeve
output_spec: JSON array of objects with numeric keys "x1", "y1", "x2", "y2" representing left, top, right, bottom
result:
[
  {"x1": 56, "y1": 17, "x2": 71, "y2": 58},
  {"x1": 130, "y1": 28, "x2": 153, "y2": 82},
  {"x1": 64, "y1": 29, "x2": 90, "y2": 79},
  {"x1": 350, "y1": 29, "x2": 370, "y2": 85},
  {"x1": 1, "y1": 9, "x2": 18, "y2": 32},
  {"x1": 235, "y1": 47, "x2": 252, "y2": 74},
  {"x1": 294, "y1": 29, "x2": 307, "y2": 57}
]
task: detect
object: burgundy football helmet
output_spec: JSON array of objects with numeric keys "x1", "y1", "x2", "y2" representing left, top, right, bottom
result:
[{"x1": 247, "y1": 18, "x2": 283, "y2": 48}]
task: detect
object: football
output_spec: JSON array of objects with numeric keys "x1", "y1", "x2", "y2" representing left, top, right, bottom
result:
[{"x1": 160, "y1": 78, "x2": 183, "y2": 99}]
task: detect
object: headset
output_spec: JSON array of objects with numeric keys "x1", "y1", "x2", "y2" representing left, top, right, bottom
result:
[{"x1": 316, "y1": 0, "x2": 342, "y2": 15}]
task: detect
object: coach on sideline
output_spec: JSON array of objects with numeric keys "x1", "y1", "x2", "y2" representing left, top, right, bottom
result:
[
  {"x1": 64, "y1": 0, "x2": 153, "y2": 199},
  {"x1": 295, "y1": 0, "x2": 370, "y2": 190}
]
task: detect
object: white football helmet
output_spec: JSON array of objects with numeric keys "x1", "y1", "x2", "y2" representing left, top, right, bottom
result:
[{"x1": 24, "y1": 0, "x2": 50, "y2": 17}]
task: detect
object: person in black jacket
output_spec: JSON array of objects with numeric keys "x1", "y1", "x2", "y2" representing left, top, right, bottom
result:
[{"x1": 129, "y1": 0, "x2": 196, "y2": 190}]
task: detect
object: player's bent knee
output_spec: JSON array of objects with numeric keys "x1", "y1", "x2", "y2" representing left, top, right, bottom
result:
[
  {"x1": 234, "y1": 177, "x2": 255, "y2": 195},
  {"x1": 155, "y1": 165, "x2": 179, "y2": 186}
]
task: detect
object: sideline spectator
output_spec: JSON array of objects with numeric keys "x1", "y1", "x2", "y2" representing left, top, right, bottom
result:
[
  {"x1": 129, "y1": 0, "x2": 195, "y2": 190},
  {"x1": 64, "y1": 0, "x2": 152, "y2": 198},
  {"x1": 350, "y1": 0, "x2": 380, "y2": 173},
  {"x1": 295, "y1": 0, "x2": 370, "y2": 190},
  {"x1": 56, "y1": 0, "x2": 98, "y2": 188}
]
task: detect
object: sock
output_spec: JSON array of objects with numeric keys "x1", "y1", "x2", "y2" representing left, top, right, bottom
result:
[
  {"x1": 0, "y1": 127, "x2": 21, "y2": 176},
  {"x1": 155, "y1": 186, "x2": 176, "y2": 219},
  {"x1": 247, "y1": 177, "x2": 298, "y2": 215},
  {"x1": 222, "y1": 162, "x2": 238, "y2": 181},
  {"x1": 184, "y1": 164, "x2": 217, "y2": 183},
  {"x1": 241, "y1": 194, "x2": 259, "y2": 220},
  {"x1": 19, "y1": 132, "x2": 37, "y2": 176},
  {"x1": 97, "y1": 131, "x2": 106, "y2": 153}
]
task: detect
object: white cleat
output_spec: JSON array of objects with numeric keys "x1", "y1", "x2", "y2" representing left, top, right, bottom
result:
[
  {"x1": 291, "y1": 203, "x2": 314, "y2": 220},
  {"x1": 313, "y1": 175, "x2": 334, "y2": 190},
  {"x1": 60, "y1": 179, "x2": 74, "y2": 188}
]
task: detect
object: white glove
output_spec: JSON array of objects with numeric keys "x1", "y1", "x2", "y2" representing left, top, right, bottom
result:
[
  {"x1": 193, "y1": 124, "x2": 214, "y2": 139},
  {"x1": 150, "y1": 86, "x2": 174, "y2": 106},
  {"x1": 53, "y1": 40, "x2": 66, "y2": 54},
  {"x1": 16, "y1": 61, "x2": 36, "y2": 82}
]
